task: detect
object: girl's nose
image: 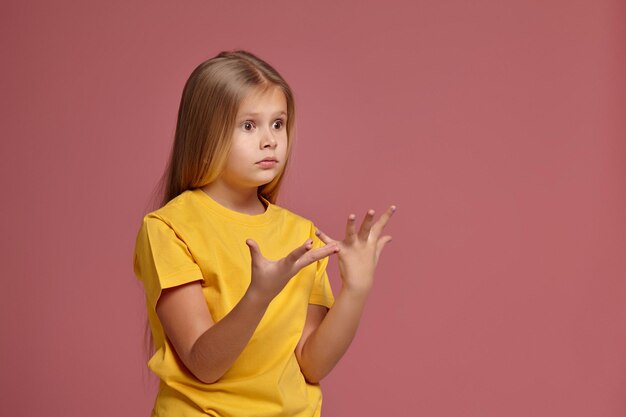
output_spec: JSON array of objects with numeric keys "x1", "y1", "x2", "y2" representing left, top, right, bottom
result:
[{"x1": 260, "y1": 129, "x2": 278, "y2": 149}]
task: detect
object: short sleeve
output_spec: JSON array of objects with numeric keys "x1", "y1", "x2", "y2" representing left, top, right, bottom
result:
[
  {"x1": 133, "y1": 214, "x2": 204, "y2": 309},
  {"x1": 307, "y1": 223, "x2": 335, "y2": 308}
]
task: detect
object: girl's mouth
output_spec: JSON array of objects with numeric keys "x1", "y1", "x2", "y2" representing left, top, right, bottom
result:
[{"x1": 256, "y1": 158, "x2": 278, "y2": 168}]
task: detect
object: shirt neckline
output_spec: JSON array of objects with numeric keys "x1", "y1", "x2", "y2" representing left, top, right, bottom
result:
[{"x1": 190, "y1": 188, "x2": 276, "y2": 227}]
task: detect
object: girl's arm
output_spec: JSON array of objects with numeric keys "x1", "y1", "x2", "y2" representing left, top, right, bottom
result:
[
  {"x1": 156, "y1": 238, "x2": 338, "y2": 384},
  {"x1": 295, "y1": 206, "x2": 396, "y2": 383}
]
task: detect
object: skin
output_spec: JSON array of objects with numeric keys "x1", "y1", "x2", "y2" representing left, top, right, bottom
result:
[
  {"x1": 200, "y1": 86, "x2": 288, "y2": 215},
  {"x1": 156, "y1": 85, "x2": 395, "y2": 384}
]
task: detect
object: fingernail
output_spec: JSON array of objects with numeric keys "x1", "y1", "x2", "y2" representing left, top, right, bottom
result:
[
  {"x1": 391, "y1": 205, "x2": 397, "y2": 212},
  {"x1": 368, "y1": 209, "x2": 375, "y2": 215},
  {"x1": 315, "y1": 230, "x2": 321, "y2": 236}
]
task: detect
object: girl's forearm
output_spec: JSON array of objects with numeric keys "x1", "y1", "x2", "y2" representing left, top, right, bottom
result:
[
  {"x1": 298, "y1": 286, "x2": 370, "y2": 383},
  {"x1": 298, "y1": 207, "x2": 395, "y2": 382},
  {"x1": 182, "y1": 240, "x2": 337, "y2": 384},
  {"x1": 187, "y1": 290, "x2": 269, "y2": 384}
]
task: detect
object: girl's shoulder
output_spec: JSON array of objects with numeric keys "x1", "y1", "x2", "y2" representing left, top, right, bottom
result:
[
  {"x1": 141, "y1": 190, "x2": 318, "y2": 233},
  {"x1": 140, "y1": 189, "x2": 200, "y2": 228}
]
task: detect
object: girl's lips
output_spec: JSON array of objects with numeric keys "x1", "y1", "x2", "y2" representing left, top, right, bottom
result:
[{"x1": 256, "y1": 159, "x2": 278, "y2": 168}]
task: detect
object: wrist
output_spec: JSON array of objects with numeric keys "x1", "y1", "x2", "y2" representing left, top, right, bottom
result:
[
  {"x1": 339, "y1": 283, "x2": 372, "y2": 300},
  {"x1": 242, "y1": 286, "x2": 273, "y2": 310}
]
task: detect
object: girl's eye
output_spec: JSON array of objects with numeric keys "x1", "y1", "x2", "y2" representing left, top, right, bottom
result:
[
  {"x1": 272, "y1": 120, "x2": 284, "y2": 130},
  {"x1": 242, "y1": 121, "x2": 254, "y2": 131}
]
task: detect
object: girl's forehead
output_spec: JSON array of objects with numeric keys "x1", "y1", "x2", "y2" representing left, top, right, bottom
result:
[{"x1": 238, "y1": 86, "x2": 287, "y2": 115}]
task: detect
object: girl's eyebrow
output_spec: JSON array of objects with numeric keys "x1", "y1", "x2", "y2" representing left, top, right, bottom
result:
[{"x1": 239, "y1": 111, "x2": 288, "y2": 118}]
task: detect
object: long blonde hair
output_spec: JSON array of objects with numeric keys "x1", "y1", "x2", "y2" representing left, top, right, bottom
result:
[{"x1": 161, "y1": 50, "x2": 296, "y2": 207}]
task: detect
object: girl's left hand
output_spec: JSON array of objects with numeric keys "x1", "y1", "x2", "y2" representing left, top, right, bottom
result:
[{"x1": 316, "y1": 206, "x2": 396, "y2": 295}]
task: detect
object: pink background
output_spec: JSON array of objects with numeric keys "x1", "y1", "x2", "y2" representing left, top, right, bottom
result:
[{"x1": 2, "y1": 1, "x2": 625, "y2": 416}]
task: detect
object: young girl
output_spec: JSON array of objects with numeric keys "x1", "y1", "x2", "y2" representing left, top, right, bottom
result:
[{"x1": 134, "y1": 50, "x2": 395, "y2": 417}]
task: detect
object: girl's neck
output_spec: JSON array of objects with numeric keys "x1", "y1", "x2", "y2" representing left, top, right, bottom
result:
[{"x1": 201, "y1": 182, "x2": 266, "y2": 215}]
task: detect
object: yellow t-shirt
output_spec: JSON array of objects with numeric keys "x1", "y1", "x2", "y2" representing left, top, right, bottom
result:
[{"x1": 133, "y1": 189, "x2": 334, "y2": 417}]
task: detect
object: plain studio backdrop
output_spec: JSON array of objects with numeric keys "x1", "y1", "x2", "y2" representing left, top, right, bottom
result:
[{"x1": 1, "y1": 1, "x2": 625, "y2": 416}]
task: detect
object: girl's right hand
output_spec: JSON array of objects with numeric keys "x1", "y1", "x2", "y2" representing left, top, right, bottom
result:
[{"x1": 245, "y1": 239, "x2": 339, "y2": 304}]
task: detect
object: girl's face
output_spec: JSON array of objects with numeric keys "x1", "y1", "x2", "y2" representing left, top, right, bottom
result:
[{"x1": 218, "y1": 86, "x2": 289, "y2": 193}]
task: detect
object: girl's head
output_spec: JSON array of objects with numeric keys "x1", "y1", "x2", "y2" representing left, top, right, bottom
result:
[{"x1": 162, "y1": 50, "x2": 295, "y2": 206}]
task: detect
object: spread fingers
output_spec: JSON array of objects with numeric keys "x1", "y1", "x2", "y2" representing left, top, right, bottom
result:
[
  {"x1": 357, "y1": 209, "x2": 376, "y2": 240},
  {"x1": 371, "y1": 205, "x2": 397, "y2": 237},
  {"x1": 296, "y1": 241, "x2": 339, "y2": 268}
]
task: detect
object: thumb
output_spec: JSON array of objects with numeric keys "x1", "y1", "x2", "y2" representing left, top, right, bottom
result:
[
  {"x1": 375, "y1": 235, "x2": 393, "y2": 260},
  {"x1": 246, "y1": 239, "x2": 263, "y2": 262}
]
